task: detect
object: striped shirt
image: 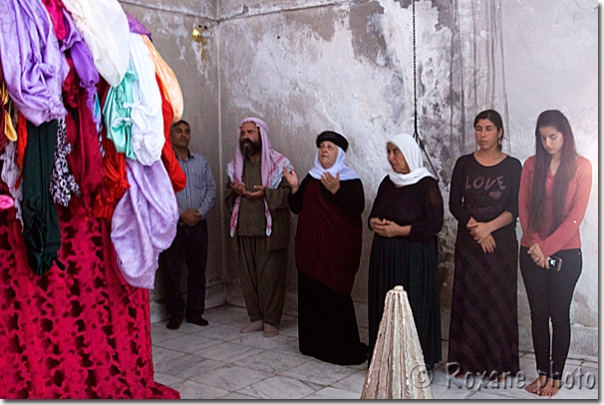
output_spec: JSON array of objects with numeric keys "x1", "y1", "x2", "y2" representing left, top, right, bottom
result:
[{"x1": 175, "y1": 152, "x2": 216, "y2": 219}]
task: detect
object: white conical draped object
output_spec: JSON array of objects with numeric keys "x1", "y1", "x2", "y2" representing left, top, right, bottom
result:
[{"x1": 361, "y1": 286, "x2": 433, "y2": 399}]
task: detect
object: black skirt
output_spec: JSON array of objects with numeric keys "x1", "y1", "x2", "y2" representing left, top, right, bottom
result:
[
  {"x1": 368, "y1": 236, "x2": 442, "y2": 370},
  {"x1": 447, "y1": 226, "x2": 519, "y2": 375},
  {"x1": 297, "y1": 271, "x2": 367, "y2": 365}
]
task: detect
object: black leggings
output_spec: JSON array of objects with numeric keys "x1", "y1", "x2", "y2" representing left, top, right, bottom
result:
[{"x1": 520, "y1": 247, "x2": 582, "y2": 380}]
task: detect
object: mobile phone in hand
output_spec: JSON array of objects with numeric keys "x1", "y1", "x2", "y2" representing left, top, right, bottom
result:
[{"x1": 548, "y1": 256, "x2": 563, "y2": 272}]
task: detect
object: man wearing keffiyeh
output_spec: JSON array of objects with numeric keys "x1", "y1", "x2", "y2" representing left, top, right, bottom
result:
[{"x1": 226, "y1": 117, "x2": 293, "y2": 338}]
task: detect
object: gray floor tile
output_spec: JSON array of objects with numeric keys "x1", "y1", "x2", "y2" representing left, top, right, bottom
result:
[
  {"x1": 232, "y1": 331, "x2": 299, "y2": 351},
  {"x1": 153, "y1": 333, "x2": 223, "y2": 353},
  {"x1": 234, "y1": 350, "x2": 311, "y2": 374},
  {"x1": 220, "y1": 392, "x2": 261, "y2": 399},
  {"x1": 303, "y1": 387, "x2": 361, "y2": 399},
  {"x1": 195, "y1": 341, "x2": 265, "y2": 363},
  {"x1": 238, "y1": 375, "x2": 322, "y2": 399},
  {"x1": 150, "y1": 324, "x2": 188, "y2": 343},
  {"x1": 431, "y1": 383, "x2": 477, "y2": 399},
  {"x1": 194, "y1": 323, "x2": 244, "y2": 342},
  {"x1": 172, "y1": 356, "x2": 226, "y2": 380},
  {"x1": 282, "y1": 358, "x2": 358, "y2": 386},
  {"x1": 551, "y1": 385, "x2": 598, "y2": 399},
  {"x1": 154, "y1": 353, "x2": 223, "y2": 378},
  {"x1": 187, "y1": 363, "x2": 271, "y2": 391},
  {"x1": 581, "y1": 361, "x2": 598, "y2": 369},
  {"x1": 153, "y1": 372, "x2": 185, "y2": 388},
  {"x1": 331, "y1": 370, "x2": 368, "y2": 394},
  {"x1": 170, "y1": 379, "x2": 230, "y2": 399},
  {"x1": 152, "y1": 345, "x2": 187, "y2": 365}
]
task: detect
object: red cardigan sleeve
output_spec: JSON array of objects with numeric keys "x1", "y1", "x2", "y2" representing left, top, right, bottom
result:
[
  {"x1": 539, "y1": 156, "x2": 592, "y2": 257},
  {"x1": 518, "y1": 156, "x2": 541, "y2": 247}
]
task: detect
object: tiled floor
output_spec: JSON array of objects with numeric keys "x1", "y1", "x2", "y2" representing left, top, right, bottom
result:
[{"x1": 151, "y1": 305, "x2": 598, "y2": 399}]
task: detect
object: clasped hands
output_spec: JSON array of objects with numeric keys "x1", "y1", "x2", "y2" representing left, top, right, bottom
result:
[
  {"x1": 230, "y1": 181, "x2": 266, "y2": 199},
  {"x1": 528, "y1": 243, "x2": 549, "y2": 269},
  {"x1": 370, "y1": 218, "x2": 404, "y2": 238},
  {"x1": 467, "y1": 218, "x2": 496, "y2": 253},
  {"x1": 180, "y1": 209, "x2": 201, "y2": 227}
]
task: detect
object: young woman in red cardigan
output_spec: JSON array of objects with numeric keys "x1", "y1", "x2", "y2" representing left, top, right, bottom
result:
[{"x1": 518, "y1": 110, "x2": 592, "y2": 397}]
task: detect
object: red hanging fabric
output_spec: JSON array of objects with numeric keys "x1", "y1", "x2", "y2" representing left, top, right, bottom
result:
[
  {"x1": 16, "y1": 112, "x2": 28, "y2": 169},
  {"x1": 0, "y1": 197, "x2": 179, "y2": 399},
  {"x1": 62, "y1": 57, "x2": 105, "y2": 210},
  {"x1": 91, "y1": 78, "x2": 129, "y2": 220},
  {"x1": 91, "y1": 127, "x2": 129, "y2": 220},
  {"x1": 157, "y1": 73, "x2": 186, "y2": 193}
]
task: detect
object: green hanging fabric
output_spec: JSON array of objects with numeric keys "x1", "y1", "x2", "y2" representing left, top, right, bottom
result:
[{"x1": 21, "y1": 119, "x2": 65, "y2": 275}]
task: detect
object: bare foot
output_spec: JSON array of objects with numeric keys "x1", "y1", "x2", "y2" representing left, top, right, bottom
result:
[
  {"x1": 263, "y1": 323, "x2": 279, "y2": 338},
  {"x1": 525, "y1": 375, "x2": 547, "y2": 395},
  {"x1": 240, "y1": 320, "x2": 263, "y2": 333},
  {"x1": 540, "y1": 378, "x2": 561, "y2": 397}
]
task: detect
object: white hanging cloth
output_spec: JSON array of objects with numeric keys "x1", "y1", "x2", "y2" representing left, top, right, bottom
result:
[
  {"x1": 62, "y1": 0, "x2": 130, "y2": 87},
  {"x1": 127, "y1": 33, "x2": 165, "y2": 166}
]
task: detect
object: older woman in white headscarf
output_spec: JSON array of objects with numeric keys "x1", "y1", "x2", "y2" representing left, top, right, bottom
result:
[
  {"x1": 367, "y1": 133, "x2": 444, "y2": 370},
  {"x1": 283, "y1": 130, "x2": 368, "y2": 366}
]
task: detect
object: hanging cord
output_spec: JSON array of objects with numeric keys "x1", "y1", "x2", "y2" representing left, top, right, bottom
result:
[{"x1": 411, "y1": 0, "x2": 439, "y2": 182}]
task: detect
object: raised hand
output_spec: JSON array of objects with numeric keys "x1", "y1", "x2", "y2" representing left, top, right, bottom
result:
[
  {"x1": 321, "y1": 172, "x2": 340, "y2": 195},
  {"x1": 282, "y1": 166, "x2": 299, "y2": 194}
]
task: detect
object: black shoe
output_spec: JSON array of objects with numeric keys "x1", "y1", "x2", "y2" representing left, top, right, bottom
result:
[
  {"x1": 166, "y1": 319, "x2": 182, "y2": 330},
  {"x1": 186, "y1": 317, "x2": 209, "y2": 326}
]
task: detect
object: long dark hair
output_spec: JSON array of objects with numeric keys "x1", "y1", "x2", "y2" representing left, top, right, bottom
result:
[
  {"x1": 528, "y1": 110, "x2": 578, "y2": 234},
  {"x1": 474, "y1": 109, "x2": 504, "y2": 150}
]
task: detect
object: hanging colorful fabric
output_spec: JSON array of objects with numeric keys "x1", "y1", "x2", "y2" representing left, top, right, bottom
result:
[
  {"x1": 141, "y1": 35, "x2": 184, "y2": 122},
  {"x1": 111, "y1": 159, "x2": 178, "y2": 289},
  {"x1": 21, "y1": 119, "x2": 65, "y2": 275},
  {"x1": 0, "y1": 195, "x2": 13, "y2": 210},
  {"x1": 61, "y1": 0, "x2": 130, "y2": 87},
  {"x1": 128, "y1": 33, "x2": 165, "y2": 166},
  {"x1": 0, "y1": 0, "x2": 68, "y2": 126}
]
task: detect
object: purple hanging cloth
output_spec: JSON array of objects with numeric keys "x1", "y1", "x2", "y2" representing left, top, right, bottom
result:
[
  {"x1": 0, "y1": 0, "x2": 68, "y2": 126},
  {"x1": 125, "y1": 12, "x2": 152, "y2": 41},
  {"x1": 111, "y1": 159, "x2": 178, "y2": 289}
]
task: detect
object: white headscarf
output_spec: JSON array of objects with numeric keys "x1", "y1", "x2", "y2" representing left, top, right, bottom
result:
[
  {"x1": 309, "y1": 147, "x2": 360, "y2": 181},
  {"x1": 387, "y1": 133, "x2": 436, "y2": 186}
]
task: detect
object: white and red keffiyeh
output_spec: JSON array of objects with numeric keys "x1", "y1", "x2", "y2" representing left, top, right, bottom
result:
[{"x1": 227, "y1": 117, "x2": 292, "y2": 237}]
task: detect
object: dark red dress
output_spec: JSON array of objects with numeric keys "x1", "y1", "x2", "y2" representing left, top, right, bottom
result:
[{"x1": 288, "y1": 176, "x2": 367, "y2": 365}]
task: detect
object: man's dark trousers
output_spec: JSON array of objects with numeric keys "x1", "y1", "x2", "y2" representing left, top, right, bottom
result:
[{"x1": 161, "y1": 219, "x2": 208, "y2": 322}]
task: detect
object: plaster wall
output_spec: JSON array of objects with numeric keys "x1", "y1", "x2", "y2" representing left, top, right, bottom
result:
[
  {"x1": 123, "y1": 0, "x2": 597, "y2": 358},
  {"x1": 500, "y1": 0, "x2": 598, "y2": 358}
]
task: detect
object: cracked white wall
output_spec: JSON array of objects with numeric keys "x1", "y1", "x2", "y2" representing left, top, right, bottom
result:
[{"x1": 123, "y1": 0, "x2": 597, "y2": 358}]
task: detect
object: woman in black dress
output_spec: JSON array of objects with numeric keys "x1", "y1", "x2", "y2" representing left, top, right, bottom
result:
[
  {"x1": 447, "y1": 110, "x2": 522, "y2": 380},
  {"x1": 367, "y1": 133, "x2": 443, "y2": 370},
  {"x1": 283, "y1": 131, "x2": 367, "y2": 365}
]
